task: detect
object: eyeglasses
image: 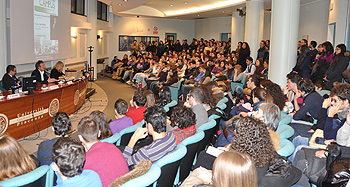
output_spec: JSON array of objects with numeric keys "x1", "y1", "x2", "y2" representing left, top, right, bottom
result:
[{"x1": 331, "y1": 99, "x2": 342, "y2": 103}]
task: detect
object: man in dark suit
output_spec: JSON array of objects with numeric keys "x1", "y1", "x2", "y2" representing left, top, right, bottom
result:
[
  {"x1": 2, "y1": 65, "x2": 20, "y2": 90},
  {"x1": 31, "y1": 60, "x2": 55, "y2": 84}
]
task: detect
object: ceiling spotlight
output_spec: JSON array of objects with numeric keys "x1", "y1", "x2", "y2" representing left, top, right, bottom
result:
[
  {"x1": 184, "y1": 2, "x2": 188, "y2": 4},
  {"x1": 170, "y1": 4, "x2": 173, "y2": 6},
  {"x1": 197, "y1": 15, "x2": 200, "y2": 16},
  {"x1": 222, "y1": 11, "x2": 225, "y2": 13},
  {"x1": 123, "y1": 0, "x2": 127, "y2": 1},
  {"x1": 118, "y1": 3, "x2": 122, "y2": 6}
]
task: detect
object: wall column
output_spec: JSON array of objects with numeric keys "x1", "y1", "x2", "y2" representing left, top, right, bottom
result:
[
  {"x1": 231, "y1": 12, "x2": 244, "y2": 52},
  {"x1": 0, "y1": 0, "x2": 7, "y2": 76},
  {"x1": 269, "y1": 0, "x2": 300, "y2": 87},
  {"x1": 244, "y1": 0, "x2": 264, "y2": 61},
  {"x1": 87, "y1": 0, "x2": 97, "y2": 80}
]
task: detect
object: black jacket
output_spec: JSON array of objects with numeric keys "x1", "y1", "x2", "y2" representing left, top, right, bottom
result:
[
  {"x1": 31, "y1": 69, "x2": 48, "y2": 84},
  {"x1": 1, "y1": 73, "x2": 17, "y2": 90}
]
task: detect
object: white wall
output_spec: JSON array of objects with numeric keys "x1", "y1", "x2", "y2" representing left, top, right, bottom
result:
[
  {"x1": 328, "y1": 0, "x2": 349, "y2": 45},
  {"x1": 299, "y1": 0, "x2": 330, "y2": 44},
  {"x1": 110, "y1": 16, "x2": 195, "y2": 60},
  {"x1": 195, "y1": 17, "x2": 232, "y2": 40}
]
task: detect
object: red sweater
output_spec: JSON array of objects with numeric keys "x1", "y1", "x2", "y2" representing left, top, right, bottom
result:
[
  {"x1": 84, "y1": 141, "x2": 129, "y2": 187},
  {"x1": 126, "y1": 106, "x2": 146, "y2": 124}
]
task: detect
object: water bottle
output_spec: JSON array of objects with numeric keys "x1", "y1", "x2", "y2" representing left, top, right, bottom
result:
[{"x1": 139, "y1": 81, "x2": 142, "y2": 89}]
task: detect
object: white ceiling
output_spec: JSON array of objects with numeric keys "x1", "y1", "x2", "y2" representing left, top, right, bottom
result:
[{"x1": 99, "y1": 0, "x2": 322, "y2": 19}]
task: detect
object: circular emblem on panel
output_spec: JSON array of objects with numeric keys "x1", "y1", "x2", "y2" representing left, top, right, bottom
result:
[
  {"x1": 49, "y1": 98, "x2": 60, "y2": 117},
  {"x1": 74, "y1": 90, "x2": 79, "y2": 105},
  {"x1": 0, "y1": 113, "x2": 9, "y2": 134}
]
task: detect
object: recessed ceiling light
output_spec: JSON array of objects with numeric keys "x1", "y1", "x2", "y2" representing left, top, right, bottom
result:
[
  {"x1": 175, "y1": 17, "x2": 178, "y2": 19},
  {"x1": 123, "y1": 0, "x2": 127, "y2": 1},
  {"x1": 197, "y1": 15, "x2": 200, "y2": 16},
  {"x1": 184, "y1": 2, "x2": 188, "y2": 4},
  {"x1": 170, "y1": 4, "x2": 173, "y2": 6},
  {"x1": 118, "y1": 3, "x2": 122, "y2": 6},
  {"x1": 165, "y1": 0, "x2": 245, "y2": 16},
  {"x1": 222, "y1": 11, "x2": 225, "y2": 13}
]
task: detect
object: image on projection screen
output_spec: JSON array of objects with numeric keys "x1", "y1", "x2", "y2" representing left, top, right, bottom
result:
[
  {"x1": 34, "y1": 0, "x2": 59, "y2": 56},
  {"x1": 10, "y1": 0, "x2": 70, "y2": 65}
]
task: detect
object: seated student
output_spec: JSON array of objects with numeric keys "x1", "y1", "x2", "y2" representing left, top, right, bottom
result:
[
  {"x1": 183, "y1": 87, "x2": 209, "y2": 129},
  {"x1": 37, "y1": 112, "x2": 71, "y2": 165},
  {"x1": 123, "y1": 106, "x2": 177, "y2": 166},
  {"x1": 181, "y1": 151, "x2": 257, "y2": 187},
  {"x1": 126, "y1": 91, "x2": 147, "y2": 125},
  {"x1": 193, "y1": 117, "x2": 301, "y2": 187},
  {"x1": 291, "y1": 83, "x2": 350, "y2": 156},
  {"x1": 52, "y1": 137, "x2": 102, "y2": 187},
  {"x1": 89, "y1": 111, "x2": 112, "y2": 140},
  {"x1": 2, "y1": 65, "x2": 20, "y2": 90},
  {"x1": 78, "y1": 117, "x2": 129, "y2": 187},
  {"x1": 169, "y1": 106, "x2": 197, "y2": 144},
  {"x1": 283, "y1": 72, "x2": 302, "y2": 105},
  {"x1": 109, "y1": 99, "x2": 133, "y2": 134},
  {"x1": 254, "y1": 103, "x2": 281, "y2": 151},
  {"x1": 243, "y1": 57, "x2": 256, "y2": 76},
  {"x1": 293, "y1": 78, "x2": 324, "y2": 122},
  {"x1": 31, "y1": 60, "x2": 56, "y2": 84},
  {"x1": 0, "y1": 134, "x2": 36, "y2": 182},
  {"x1": 314, "y1": 81, "x2": 328, "y2": 97}
]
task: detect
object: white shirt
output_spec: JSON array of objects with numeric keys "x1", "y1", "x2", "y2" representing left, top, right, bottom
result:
[{"x1": 39, "y1": 70, "x2": 45, "y2": 81}]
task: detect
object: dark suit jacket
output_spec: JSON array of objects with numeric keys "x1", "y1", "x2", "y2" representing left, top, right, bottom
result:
[
  {"x1": 31, "y1": 69, "x2": 48, "y2": 84},
  {"x1": 1, "y1": 73, "x2": 17, "y2": 90}
]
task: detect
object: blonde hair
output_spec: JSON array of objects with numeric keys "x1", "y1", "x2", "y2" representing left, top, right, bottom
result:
[
  {"x1": 0, "y1": 134, "x2": 36, "y2": 182},
  {"x1": 213, "y1": 150, "x2": 257, "y2": 187},
  {"x1": 53, "y1": 61, "x2": 64, "y2": 73}
]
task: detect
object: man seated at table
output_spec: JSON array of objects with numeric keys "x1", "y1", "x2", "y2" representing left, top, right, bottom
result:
[
  {"x1": 31, "y1": 60, "x2": 56, "y2": 84},
  {"x1": 2, "y1": 65, "x2": 20, "y2": 90}
]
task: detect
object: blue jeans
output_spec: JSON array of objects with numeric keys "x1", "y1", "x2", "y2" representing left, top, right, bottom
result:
[{"x1": 289, "y1": 136, "x2": 310, "y2": 163}]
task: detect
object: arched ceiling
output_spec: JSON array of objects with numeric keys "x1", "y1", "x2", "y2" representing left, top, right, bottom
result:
[{"x1": 99, "y1": 0, "x2": 323, "y2": 19}]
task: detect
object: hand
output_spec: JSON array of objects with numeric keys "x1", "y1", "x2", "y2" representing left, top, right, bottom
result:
[
  {"x1": 325, "y1": 139, "x2": 336, "y2": 145},
  {"x1": 184, "y1": 101, "x2": 191, "y2": 108},
  {"x1": 323, "y1": 76, "x2": 328, "y2": 81},
  {"x1": 322, "y1": 98, "x2": 331, "y2": 109},
  {"x1": 315, "y1": 150, "x2": 327, "y2": 158},
  {"x1": 194, "y1": 167, "x2": 213, "y2": 185},
  {"x1": 295, "y1": 90, "x2": 302, "y2": 99},
  {"x1": 239, "y1": 112, "x2": 248, "y2": 117},
  {"x1": 130, "y1": 100, "x2": 134, "y2": 107},
  {"x1": 328, "y1": 104, "x2": 341, "y2": 117},
  {"x1": 217, "y1": 146, "x2": 229, "y2": 153},
  {"x1": 132, "y1": 127, "x2": 148, "y2": 141}
]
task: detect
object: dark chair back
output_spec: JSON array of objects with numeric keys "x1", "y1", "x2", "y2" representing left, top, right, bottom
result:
[
  {"x1": 120, "y1": 132, "x2": 134, "y2": 146},
  {"x1": 178, "y1": 130, "x2": 205, "y2": 183}
]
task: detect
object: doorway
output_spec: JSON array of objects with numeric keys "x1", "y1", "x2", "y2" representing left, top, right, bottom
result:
[{"x1": 165, "y1": 33, "x2": 177, "y2": 41}]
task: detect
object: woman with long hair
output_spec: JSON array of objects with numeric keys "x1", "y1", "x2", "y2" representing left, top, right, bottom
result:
[
  {"x1": 191, "y1": 151, "x2": 257, "y2": 187},
  {"x1": 293, "y1": 45, "x2": 311, "y2": 78},
  {"x1": 254, "y1": 58, "x2": 265, "y2": 76},
  {"x1": 89, "y1": 110, "x2": 112, "y2": 140},
  {"x1": 310, "y1": 42, "x2": 334, "y2": 82},
  {"x1": 324, "y1": 43, "x2": 349, "y2": 90},
  {"x1": 156, "y1": 86, "x2": 172, "y2": 107},
  {"x1": 143, "y1": 90, "x2": 156, "y2": 108},
  {"x1": 0, "y1": 134, "x2": 36, "y2": 182},
  {"x1": 50, "y1": 61, "x2": 65, "y2": 80},
  {"x1": 238, "y1": 42, "x2": 251, "y2": 71}
]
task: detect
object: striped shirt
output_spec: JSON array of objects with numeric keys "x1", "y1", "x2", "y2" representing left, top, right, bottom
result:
[{"x1": 123, "y1": 132, "x2": 176, "y2": 166}]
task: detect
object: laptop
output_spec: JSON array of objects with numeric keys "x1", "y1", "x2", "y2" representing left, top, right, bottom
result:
[{"x1": 65, "y1": 70, "x2": 81, "y2": 81}]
